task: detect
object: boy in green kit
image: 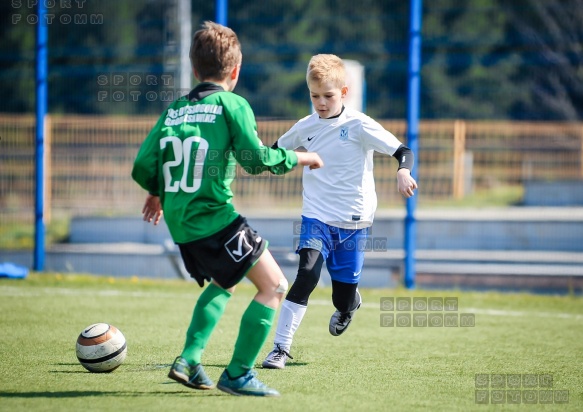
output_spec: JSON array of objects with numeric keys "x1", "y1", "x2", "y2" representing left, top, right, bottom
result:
[{"x1": 132, "y1": 21, "x2": 323, "y2": 397}]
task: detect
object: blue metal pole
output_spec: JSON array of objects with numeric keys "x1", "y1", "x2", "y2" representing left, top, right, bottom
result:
[
  {"x1": 34, "y1": 3, "x2": 48, "y2": 271},
  {"x1": 404, "y1": 0, "x2": 422, "y2": 289},
  {"x1": 216, "y1": 0, "x2": 227, "y2": 25}
]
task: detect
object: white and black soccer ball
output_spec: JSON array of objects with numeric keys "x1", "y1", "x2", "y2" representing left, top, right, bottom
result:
[{"x1": 76, "y1": 323, "x2": 127, "y2": 373}]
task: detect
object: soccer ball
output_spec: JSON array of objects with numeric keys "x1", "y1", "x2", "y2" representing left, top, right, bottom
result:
[{"x1": 76, "y1": 323, "x2": 127, "y2": 373}]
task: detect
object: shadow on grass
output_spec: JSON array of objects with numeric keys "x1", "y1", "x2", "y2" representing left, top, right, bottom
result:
[
  {"x1": 49, "y1": 370, "x2": 89, "y2": 374},
  {"x1": 0, "y1": 390, "x2": 226, "y2": 398},
  {"x1": 49, "y1": 361, "x2": 310, "y2": 376},
  {"x1": 51, "y1": 362, "x2": 175, "y2": 373},
  {"x1": 184, "y1": 362, "x2": 310, "y2": 368}
]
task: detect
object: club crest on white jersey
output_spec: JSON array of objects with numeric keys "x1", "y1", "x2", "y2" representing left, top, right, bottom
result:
[{"x1": 339, "y1": 127, "x2": 349, "y2": 141}]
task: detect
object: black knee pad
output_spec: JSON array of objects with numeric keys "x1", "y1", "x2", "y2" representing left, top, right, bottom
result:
[
  {"x1": 286, "y1": 249, "x2": 323, "y2": 306},
  {"x1": 331, "y1": 280, "x2": 359, "y2": 313}
]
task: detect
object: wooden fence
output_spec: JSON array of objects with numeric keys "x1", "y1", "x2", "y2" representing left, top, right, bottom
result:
[{"x1": 1, "y1": 115, "x2": 582, "y2": 223}]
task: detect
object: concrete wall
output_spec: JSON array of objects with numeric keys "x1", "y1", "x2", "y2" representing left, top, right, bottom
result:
[
  {"x1": 69, "y1": 208, "x2": 583, "y2": 252},
  {"x1": 523, "y1": 181, "x2": 583, "y2": 207},
  {"x1": 2, "y1": 208, "x2": 582, "y2": 289}
]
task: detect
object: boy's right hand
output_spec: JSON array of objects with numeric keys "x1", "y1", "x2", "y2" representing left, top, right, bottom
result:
[
  {"x1": 397, "y1": 168, "x2": 418, "y2": 198},
  {"x1": 296, "y1": 152, "x2": 324, "y2": 170},
  {"x1": 142, "y1": 194, "x2": 163, "y2": 225}
]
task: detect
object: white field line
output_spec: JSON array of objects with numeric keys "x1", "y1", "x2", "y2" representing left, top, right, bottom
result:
[
  {"x1": 0, "y1": 285, "x2": 187, "y2": 299},
  {"x1": 310, "y1": 300, "x2": 583, "y2": 321},
  {"x1": 1, "y1": 286, "x2": 581, "y2": 320},
  {"x1": 463, "y1": 307, "x2": 582, "y2": 320}
]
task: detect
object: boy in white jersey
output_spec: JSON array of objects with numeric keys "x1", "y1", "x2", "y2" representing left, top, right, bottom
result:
[{"x1": 262, "y1": 54, "x2": 418, "y2": 369}]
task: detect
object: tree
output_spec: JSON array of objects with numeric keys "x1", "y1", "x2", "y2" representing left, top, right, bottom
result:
[
  {"x1": 2, "y1": 0, "x2": 581, "y2": 120},
  {"x1": 421, "y1": 0, "x2": 517, "y2": 119},
  {"x1": 0, "y1": 2, "x2": 36, "y2": 113},
  {"x1": 501, "y1": 0, "x2": 583, "y2": 121}
]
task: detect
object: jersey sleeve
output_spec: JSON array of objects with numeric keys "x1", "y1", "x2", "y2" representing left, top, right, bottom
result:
[
  {"x1": 227, "y1": 101, "x2": 298, "y2": 175},
  {"x1": 275, "y1": 123, "x2": 302, "y2": 150},
  {"x1": 360, "y1": 116, "x2": 403, "y2": 156},
  {"x1": 131, "y1": 112, "x2": 167, "y2": 195}
]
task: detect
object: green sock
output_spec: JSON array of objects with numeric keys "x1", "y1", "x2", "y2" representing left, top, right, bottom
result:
[
  {"x1": 226, "y1": 300, "x2": 276, "y2": 378},
  {"x1": 181, "y1": 283, "x2": 231, "y2": 364}
]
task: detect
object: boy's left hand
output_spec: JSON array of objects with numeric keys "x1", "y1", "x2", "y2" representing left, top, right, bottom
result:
[
  {"x1": 397, "y1": 168, "x2": 418, "y2": 198},
  {"x1": 142, "y1": 194, "x2": 163, "y2": 225}
]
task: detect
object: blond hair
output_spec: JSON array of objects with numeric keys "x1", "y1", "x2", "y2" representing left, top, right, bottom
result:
[
  {"x1": 306, "y1": 54, "x2": 346, "y2": 88},
  {"x1": 189, "y1": 21, "x2": 242, "y2": 81}
]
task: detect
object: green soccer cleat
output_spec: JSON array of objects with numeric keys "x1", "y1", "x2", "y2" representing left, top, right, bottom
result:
[
  {"x1": 217, "y1": 369, "x2": 280, "y2": 397},
  {"x1": 167, "y1": 356, "x2": 214, "y2": 390}
]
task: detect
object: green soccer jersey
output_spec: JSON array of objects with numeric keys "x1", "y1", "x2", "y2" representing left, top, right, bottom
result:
[{"x1": 132, "y1": 83, "x2": 298, "y2": 243}]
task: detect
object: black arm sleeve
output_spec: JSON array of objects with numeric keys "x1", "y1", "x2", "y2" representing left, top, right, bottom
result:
[
  {"x1": 393, "y1": 144, "x2": 414, "y2": 171},
  {"x1": 271, "y1": 140, "x2": 279, "y2": 149}
]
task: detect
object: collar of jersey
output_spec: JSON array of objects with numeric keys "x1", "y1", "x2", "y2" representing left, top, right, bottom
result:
[
  {"x1": 186, "y1": 82, "x2": 225, "y2": 102},
  {"x1": 318, "y1": 105, "x2": 346, "y2": 120}
]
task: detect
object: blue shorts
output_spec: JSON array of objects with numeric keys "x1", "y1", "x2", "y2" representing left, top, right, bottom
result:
[{"x1": 296, "y1": 216, "x2": 369, "y2": 284}]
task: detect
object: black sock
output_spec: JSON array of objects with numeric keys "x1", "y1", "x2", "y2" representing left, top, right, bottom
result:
[{"x1": 331, "y1": 280, "x2": 359, "y2": 313}]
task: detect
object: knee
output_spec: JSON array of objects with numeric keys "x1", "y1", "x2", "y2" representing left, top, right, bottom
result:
[
  {"x1": 297, "y1": 264, "x2": 320, "y2": 288},
  {"x1": 276, "y1": 276, "x2": 289, "y2": 295},
  {"x1": 259, "y1": 274, "x2": 288, "y2": 299},
  {"x1": 253, "y1": 274, "x2": 287, "y2": 308},
  {"x1": 266, "y1": 276, "x2": 287, "y2": 306},
  {"x1": 286, "y1": 266, "x2": 321, "y2": 305}
]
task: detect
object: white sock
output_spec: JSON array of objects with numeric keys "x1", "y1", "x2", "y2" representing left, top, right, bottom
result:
[{"x1": 273, "y1": 299, "x2": 307, "y2": 351}]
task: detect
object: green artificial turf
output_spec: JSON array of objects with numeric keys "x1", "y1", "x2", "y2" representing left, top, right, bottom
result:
[{"x1": 0, "y1": 273, "x2": 581, "y2": 411}]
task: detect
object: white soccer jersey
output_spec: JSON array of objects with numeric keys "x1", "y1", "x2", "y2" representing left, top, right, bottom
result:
[{"x1": 276, "y1": 107, "x2": 403, "y2": 229}]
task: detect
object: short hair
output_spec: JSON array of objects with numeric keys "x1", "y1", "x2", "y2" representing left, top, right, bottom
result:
[
  {"x1": 306, "y1": 54, "x2": 346, "y2": 88},
  {"x1": 189, "y1": 21, "x2": 242, "y2": 81}
]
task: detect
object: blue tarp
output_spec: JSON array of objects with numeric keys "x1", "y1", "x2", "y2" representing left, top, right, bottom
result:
[{"x1": 0, "y1": 263, "x2": 29, "y2": 279}]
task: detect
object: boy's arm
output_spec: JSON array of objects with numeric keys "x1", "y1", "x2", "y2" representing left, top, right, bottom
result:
[
  {"x1": 295, "y1": 152, "x2": 323, "y2": 170},
  {"x1": 131, "y1": 114, "x2": 167, "y2": 195},
  {"x1": 229, "y1": 104, "x2": 312, "y2": 174},
  {"x1": 393, "y1": 145, "x2": 418, "y2": 198},
  {"x1": 240, "y1": 142, "x2": 322, "y2": 173},
  {"x1": 271, "y1": 124, "x2": 302, "y2": 151},
  {"x1": 359, "y1": 118, "x2": 418, "y2": 197},
  {"x1": 392, "y1": 145, "x2": 414, "y2": 171}
]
